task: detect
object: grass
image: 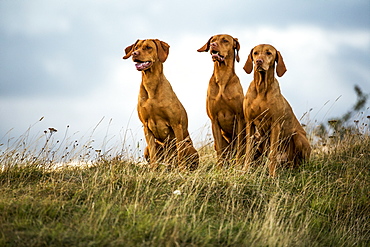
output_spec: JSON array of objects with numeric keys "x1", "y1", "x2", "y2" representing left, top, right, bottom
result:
[{"x1": 0, "y1": 128, "x2": 369, "y2": 246}]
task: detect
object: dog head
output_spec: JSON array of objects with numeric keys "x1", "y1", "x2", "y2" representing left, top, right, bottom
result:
[
  {"x1": 197, "y1": 34, "x2": 240, "y2": 63},
  {"x1": 123, "y1": 39, "x2": 170, "y2": 71},
  {"x1": 243, "y1": 44, "x2": 286, "y2": 77}
]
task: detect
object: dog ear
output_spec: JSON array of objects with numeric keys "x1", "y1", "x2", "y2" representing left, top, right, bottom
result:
[
  {"x1": 197, "y1": 36, "x2": 213, "y2": 52},
  {"x1": 243, "y1": 48, "x2": 254, "y2": 74},
  {"x1": 233, "y1": 38, "x2": 240, "y2": 63},
  {"x1": 276, "y1": 50, "x2": 287, "y2": 77},
  {"x1": 122, "y1": 40, "x2": 138, "y2": 59},
  {"x1": 154, "y1": 39, "x2": 170, "y2": 63}
]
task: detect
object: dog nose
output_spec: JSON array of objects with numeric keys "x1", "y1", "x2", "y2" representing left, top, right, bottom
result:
[
  {"x1": 210, "y1": 42, "x2": 217, "y2": 47},
  {"x1": 132, "y1": 51, "x2": 139, "y2": 56},
  {"x1": 256, "y1": 59, "x2": 263, "y2": 65}
]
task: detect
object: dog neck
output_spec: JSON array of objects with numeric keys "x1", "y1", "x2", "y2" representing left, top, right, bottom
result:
[
  {"x1": 213, "y1": 54, "x2": 236, "y2": 84},
  {"x1": 140, "y1": 61, "x2": 166, "y2": 98},
  {"x1": 253, "y1": 66, "x2": 277, "y2": 95}
]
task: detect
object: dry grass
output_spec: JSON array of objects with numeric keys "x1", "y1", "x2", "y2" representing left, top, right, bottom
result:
[{"x1": 0, "y1": 122, "x2": 369, "y2": 246}]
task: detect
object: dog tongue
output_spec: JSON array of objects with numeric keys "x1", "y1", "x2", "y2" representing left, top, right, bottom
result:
[
  {"x1": 135, "y1": 63, "x2": 144, "y2": 70},
  {"x1": 135, "y1": 62, "x2": 150, "y2": 71},
  {"x1": 212, "y1": 53, "x2": 224, "y2": 61}
]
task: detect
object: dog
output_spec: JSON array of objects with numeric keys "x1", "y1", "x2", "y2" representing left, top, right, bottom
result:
[
  {"x1": 243, "y1": 44, "x2": 311, "y2": 176},
  {"x1": 197, "y1": 34, "x2": 246, "y2": 166},
  {"x1": 123, "y1": 39, "x2": 199, "y2": 170}
]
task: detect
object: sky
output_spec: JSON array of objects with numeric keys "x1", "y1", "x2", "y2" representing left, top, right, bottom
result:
[{"x1": 1, "y1": 0, "x2": 369, "y2": 158}]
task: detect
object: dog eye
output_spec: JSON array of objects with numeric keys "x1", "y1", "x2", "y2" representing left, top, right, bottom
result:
[
  {"x1": 253, "y1": 52, "x2": 258, "y2": 55},
  {"x1": 266, "y1": 51, "x2": 272, "y2": 55},
  {"x1": 145, "y1": 46, "x2": 152, "y2": 50},
  {"x1": 222, "y1": 39, "x2": 229, "y2": 43}
]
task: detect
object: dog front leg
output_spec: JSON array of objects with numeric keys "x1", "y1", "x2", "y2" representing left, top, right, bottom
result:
[
  {"x1": 236, "y1": 115, "x2": 246, "y2": 163},
  {"x1": 244, "y1": 122, "x2": 256, "y2": 171},
  {"x1": 211, "y1": 122, "x2": 228, "y2": 166},
  {"x1": 268, "y1": 125, "x2": 282, "y2": 177},
  {"x1": 172, "y1": 124, "x2": 186, "y2": 167},
  {"x1": 143, "y1": 125, "x2": 158, "y2": 169}
]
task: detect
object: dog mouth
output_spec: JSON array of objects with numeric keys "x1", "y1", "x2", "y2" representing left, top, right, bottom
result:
[
  {"x1": 134, "y1": 60, "x2": 152, "y2": 71},
  {"x1": 211, "y1": 50, "x2": 225, "y2": 62},
  {"x1": 256, "y1": 63, "x2": 268, "y2": 73},
  {"x1": 257, "y1": 66, "x2": 266, "y2": 72}
]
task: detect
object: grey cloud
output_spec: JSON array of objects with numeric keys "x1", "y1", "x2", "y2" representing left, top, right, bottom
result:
[
  {"x1": 333, "y1": 45, "x2": 370, "y2": 92},
  {"x1": 140, "y1": 0, "x2": 370, "y2": 35},
  {"x1": 0, "y1": 0, "x2": 369, "y2": 147},
  {"x1": 0, "y1": 26, "x2": 124, "y2": 98},
  {"x1": 230, "y1": 1, "x2": 370, "y2": 29}
]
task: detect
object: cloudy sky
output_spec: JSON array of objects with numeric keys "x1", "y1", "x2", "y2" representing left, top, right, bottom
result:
[{"x1": 1, "y1": 0, "x2": 369, "y2": 156}]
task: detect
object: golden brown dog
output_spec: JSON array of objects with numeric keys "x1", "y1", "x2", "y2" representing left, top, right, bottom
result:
[
  {"x1": 243, "y1": 44, "x2": 311, "y2": 176},
  {"x1": 123, "y1": 39, "x2": 199, "y2": 170},
  {"x1": 198, "y1": 34, "x2": 246, "y2": 165}
]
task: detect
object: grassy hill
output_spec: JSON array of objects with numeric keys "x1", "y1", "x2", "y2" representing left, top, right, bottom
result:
[{"x1": 0, "y1": 129, "x2": 369, "y2": 247}]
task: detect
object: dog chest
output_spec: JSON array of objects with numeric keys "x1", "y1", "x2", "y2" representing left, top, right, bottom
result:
[
  {"x1": 147, "y1": 118, "x2": 174, "y2": 143},
  {"x1": 245, "y1": 97, "x2": 269, "y2": 119},
  {"x1": 138, "y1": 97, "x2": 180, "y2": 120},
  {"x1": 138, "y1": 98, "x2": 179, "y2": 142},
  {"x1": 214, "y1": 110, "x2": 237, "y2": 133}
]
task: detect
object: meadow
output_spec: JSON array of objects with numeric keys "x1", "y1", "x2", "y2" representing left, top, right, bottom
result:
[
  {"x1": 1, "y1": 86, "x2": 370, "y2": 246},
  {"x1": 0, "y1": 118, "x2": 369, "y2": 247}
]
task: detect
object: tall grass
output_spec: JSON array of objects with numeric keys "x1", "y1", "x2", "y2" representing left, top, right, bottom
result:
[{"x1": 0, "y1": 123, "x2": 369, "y2": 246}]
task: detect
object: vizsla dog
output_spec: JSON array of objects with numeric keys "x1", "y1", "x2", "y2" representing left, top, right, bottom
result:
[
  {"x1": 123, "y1": 39, "x2": 199, "y2": 170},
  {"x1": 198, "y1": 34, "x2": 246, "y2": 165},
  {"x1": 243, "y1": 44, "x2": 311, "y2": 176}
]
